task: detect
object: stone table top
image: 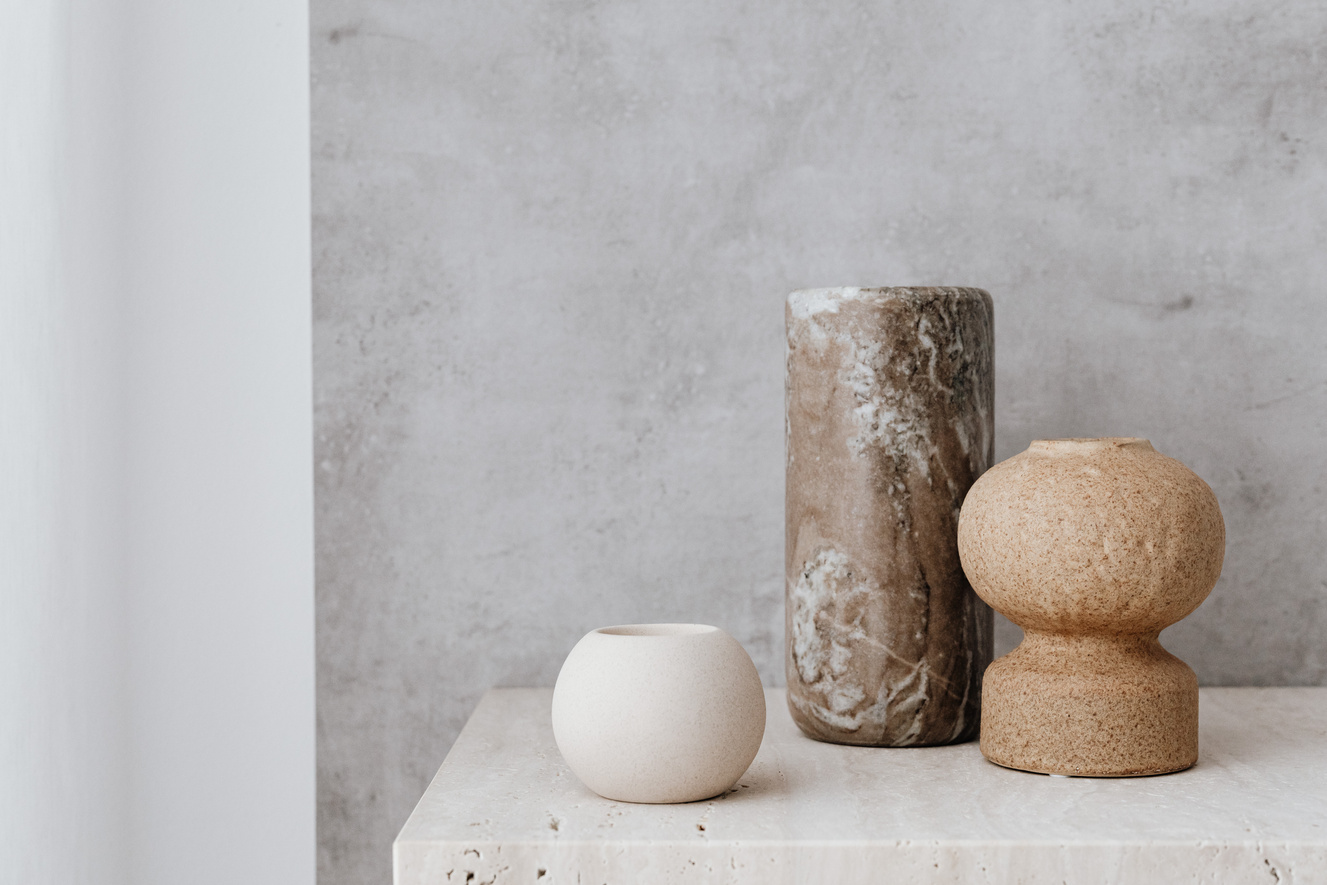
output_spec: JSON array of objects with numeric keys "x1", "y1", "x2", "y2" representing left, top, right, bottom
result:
[{"x1": 394, "y1": 688, "x2": 1327, "y2": 884}]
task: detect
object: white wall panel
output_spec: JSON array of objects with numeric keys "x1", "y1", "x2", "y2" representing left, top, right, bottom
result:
[
  {"x1": 1, "y1": 0, "x2": 313, "y2": 881},
  {"x1": 123, "y1": 2, "x2": 314, "y2": 883}
]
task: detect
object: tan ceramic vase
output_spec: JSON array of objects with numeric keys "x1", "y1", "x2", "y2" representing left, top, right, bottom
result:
[{"x1": 957, "y1": 438, "x2": 1225, "y2": 776}]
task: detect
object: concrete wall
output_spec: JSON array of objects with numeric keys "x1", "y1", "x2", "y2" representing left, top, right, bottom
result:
[{"x1": 312, "y1": 1, "x2": 1327, "y2": 881}]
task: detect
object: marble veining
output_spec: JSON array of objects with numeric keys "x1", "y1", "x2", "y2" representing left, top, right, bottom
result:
[
  {"x1": 789, "y1": 548, "x2": 873, "y2": 723},
  {"x1": 785, "y1": 287, "x2": 994, "y2": 746}
]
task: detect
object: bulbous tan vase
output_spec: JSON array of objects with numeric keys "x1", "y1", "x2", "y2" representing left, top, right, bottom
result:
[{"x1": 957, "y1": 438, "x2": 1225, "y2": 776}]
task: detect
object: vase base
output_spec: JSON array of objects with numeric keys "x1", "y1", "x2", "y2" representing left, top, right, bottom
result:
[
  {"x1": 981, "y1": 755, "x2": 1195, "y2": 778},
  {"x1": 787, "y1": 692, "x2": 981, "y2": 748},
  {"x1": 978, "y1": 634, "x2": 1198, "y2": 777}
]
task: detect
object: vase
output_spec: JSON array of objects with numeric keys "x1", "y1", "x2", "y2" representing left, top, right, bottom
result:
[
  {"x1": 551, "y1": 624, "x2": 766, "y2": 803},
  {"x1": 957, "y1": 438, "x2": 1225, "y2": 776},
  {"x1": 785, "y1": 287, "x2": 994, "y2": 746}
]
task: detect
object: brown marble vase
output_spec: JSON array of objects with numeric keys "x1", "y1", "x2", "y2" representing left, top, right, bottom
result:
[
  {"x1": 957, "y1": 438, "x2": 1225, "y2": 776},
  {"x1": 785, "y1": 287, "x2": 994, "y2": 746}
]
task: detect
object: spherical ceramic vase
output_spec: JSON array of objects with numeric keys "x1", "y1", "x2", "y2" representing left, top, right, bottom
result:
[
  {"x1": 551, "y1": 624, "x2": 766, "y2": 804},
  {"x1": 957, "y1": 438, "x2": 1225, "y2": 777}
]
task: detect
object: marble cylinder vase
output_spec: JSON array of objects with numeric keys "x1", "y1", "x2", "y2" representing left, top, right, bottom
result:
[{"x1": 785, "y1": 287, "x2": 994, "y2": 746}]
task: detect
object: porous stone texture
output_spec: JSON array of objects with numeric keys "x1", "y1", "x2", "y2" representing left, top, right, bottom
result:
[
  {"x1": 397, "y1": 687, "x2": 1327, "y2": 885},
  {"x1": 786, "y1": 287, "x2": 993, "y2": 746},
  {"x1": 957, "y1": 438, "x2": 1226, "y2": 776}
]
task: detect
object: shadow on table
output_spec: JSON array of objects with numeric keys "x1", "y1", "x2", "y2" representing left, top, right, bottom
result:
[{"x1": 707, "y1": 766, "x2": 786, "y2": 805}]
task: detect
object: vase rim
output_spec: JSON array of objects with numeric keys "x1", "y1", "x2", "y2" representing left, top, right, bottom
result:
[
  {"x1": 594, "y1": 623, "x2": 719, "y2": 638},
  {"x1": 789, "y1": 285, "x2": 986, "y2": 293},
  {"x1": 787, "y1": 286, "x2": 989, "y2": 319},
  {"x1": 1030, "y1": 437, "x2": 1154, "y2": 453}
]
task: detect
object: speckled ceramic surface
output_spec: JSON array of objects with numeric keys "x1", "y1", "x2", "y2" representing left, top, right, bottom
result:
[
  {"x1": 957, "y1": 438, "x2": 1225, "y2": 776},
  {"x1": 785, "y1": 287, "x2": 994, "y2": 746},
  {"x1": 551, "y1": 624, "x2": 766, "y2": 804}
]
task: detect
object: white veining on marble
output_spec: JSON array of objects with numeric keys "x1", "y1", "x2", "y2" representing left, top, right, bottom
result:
[
  {"x1": 832, "y1": 292, "x2": 988, "y2": 485},
  {"x1": 788, "y1": 548, "x2": 943, "y2": 738},
  {"x1": 788, "y1": 548, "x2": 871, "y2": 724},
  {"x1": 787, "y1": 288, "x2": 858, "y2": 319},
  {"x1": 844, "y1": 335, "x2": 932, "y2": 476},
  {"x1": 788, "y1": 287, "x2": 947, "y2": 320}
]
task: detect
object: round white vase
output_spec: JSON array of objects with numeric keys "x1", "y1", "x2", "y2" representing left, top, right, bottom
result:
[{"x1": 551, "y1": 624, "x2": 766, "y2": 804}]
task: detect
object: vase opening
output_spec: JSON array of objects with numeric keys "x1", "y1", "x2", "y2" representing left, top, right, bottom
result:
[
  {"x1": 1030, "y1": 437, "x2": 1153, "y2": 454},
  {"x1": 596, "y1": 624, "x2": 718, "y2": 637}
]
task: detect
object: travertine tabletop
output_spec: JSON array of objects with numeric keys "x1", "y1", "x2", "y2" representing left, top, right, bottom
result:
[{"x1": 394, "y1": 688, "x2": 1327, "y2": 884}]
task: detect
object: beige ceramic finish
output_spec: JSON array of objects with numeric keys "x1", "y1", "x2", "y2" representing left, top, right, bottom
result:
[
  {"x1": 957, "y1": 438, "x2": 1225, "y2": 776},
  {"x1": 551, "y1": 624, "x2": 766, "y2": 804}
]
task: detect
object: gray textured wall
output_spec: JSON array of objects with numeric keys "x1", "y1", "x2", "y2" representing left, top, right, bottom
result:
[{"x1": 312, "y1": 1, "x2": 1327, "y2": 881}]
